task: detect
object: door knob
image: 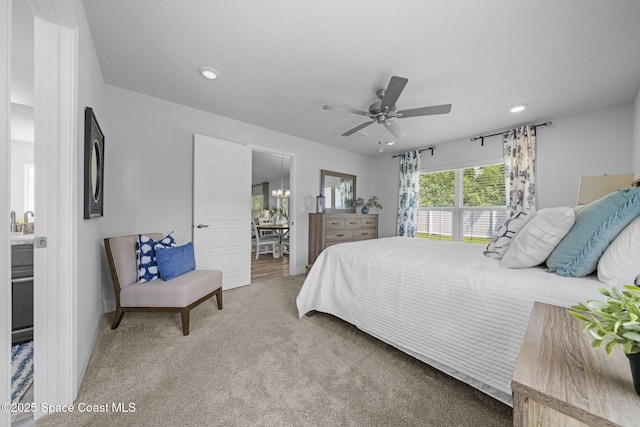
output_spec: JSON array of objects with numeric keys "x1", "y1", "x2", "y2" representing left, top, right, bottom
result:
[{"x1": 195, "y1": 223, "x2": 209, "y2": 228}]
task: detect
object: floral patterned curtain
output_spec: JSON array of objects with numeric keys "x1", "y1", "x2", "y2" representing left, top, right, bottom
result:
[
  {"x1": 503, "y1": 125, "x2": 536, "y2": 216},
  {"x1": 339, "y1": 178, "x2": 353, "y2": 209},
  {"x1": 397, "y1": 151, "x2": 421, "y2": 237}
]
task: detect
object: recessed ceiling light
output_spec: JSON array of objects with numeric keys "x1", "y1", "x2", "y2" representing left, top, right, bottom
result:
[
  {"x1": 199, "y1": 66, "x2": 220, "y2": 80},
  {"x1": 510, "y1": 104, "x2": 527, "y2": 113},
  {"x1": 386, "y1": 141, "x2": 395, "y2": 146}
]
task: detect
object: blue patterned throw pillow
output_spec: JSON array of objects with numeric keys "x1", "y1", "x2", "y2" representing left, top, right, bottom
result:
[
  {"x1": 136, "y1": 232, "x2": 176, "y2": 283},
  {"x1": 484, "y1": 209, "x2": 535, "y2": 259}
]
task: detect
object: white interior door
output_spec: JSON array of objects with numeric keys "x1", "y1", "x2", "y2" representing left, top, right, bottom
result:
[{"x1": 193, "y1": 134, "x2": 251, "y2": 290}]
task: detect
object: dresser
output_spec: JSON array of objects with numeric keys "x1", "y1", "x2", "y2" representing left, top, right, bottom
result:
[
  {"x1": 308, "y1": 213, "x2": 378, "y2": 265},
  {"x1": 512, "y1": 302, "x2": 640, "y2": 426}
]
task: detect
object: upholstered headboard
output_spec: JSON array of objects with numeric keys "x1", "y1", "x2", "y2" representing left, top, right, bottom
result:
[{"x1": 577, "y1": 173, "x2": 634, "y2": 205}]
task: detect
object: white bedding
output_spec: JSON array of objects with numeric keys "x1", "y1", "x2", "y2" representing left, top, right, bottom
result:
[{"x1": 296, "y1": 237, "x2": 605, "y2": 406}]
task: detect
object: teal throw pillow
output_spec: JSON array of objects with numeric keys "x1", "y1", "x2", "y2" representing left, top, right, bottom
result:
[
  {"x1": 546, "y1": 188, "x2": 640, "y2": 277},
  {"x1": 155, "y1": 242, "x2": 196, "y2": 281}
]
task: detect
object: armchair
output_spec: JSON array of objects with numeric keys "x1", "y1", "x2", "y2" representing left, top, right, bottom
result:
[{"x1": 104, "y1": 233, "x2": 222, "y2": 336}]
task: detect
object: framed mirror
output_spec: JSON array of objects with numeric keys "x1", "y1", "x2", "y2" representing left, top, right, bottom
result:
[
  {"x1": 83, "y1": 107, "x2": 105, "y2": 219},
  {"x1": 321, "y1": 170, "x2": 356, "y2": 213}
]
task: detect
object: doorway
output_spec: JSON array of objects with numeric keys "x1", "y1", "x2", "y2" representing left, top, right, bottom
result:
[
  {"x1": 251, "y1": 150, "x2": 292, "y2": 282},
  {"x1": 3, "y1": 1, "x2": 78, "y2": 425},
  {"x1": 9, "y1": 0, "x2": 35, "y2": 423}
]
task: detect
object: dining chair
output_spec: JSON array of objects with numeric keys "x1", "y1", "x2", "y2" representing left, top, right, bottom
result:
[
  {"x1": 281, "y1": 236, "x2": 290, "y2": 255},
  {"x1": 252, "y1": 219, "x2": 279, "y2": 259},
  {"x1": 254, "y1": 217, "x2": 276, "y2": 237}
]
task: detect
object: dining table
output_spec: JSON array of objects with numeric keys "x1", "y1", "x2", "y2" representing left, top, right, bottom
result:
[{"x1": 256, "y1": 224, "x2": 289, "y2": 240}]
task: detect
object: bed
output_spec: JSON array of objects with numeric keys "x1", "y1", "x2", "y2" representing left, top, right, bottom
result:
[{"x1": 296, "y1": 236, "x2": 606, "y2": 406}]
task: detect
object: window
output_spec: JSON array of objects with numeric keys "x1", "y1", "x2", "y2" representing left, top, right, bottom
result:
[{"x1": 418, "y1": 163, "x2": 507, "y2": 243}]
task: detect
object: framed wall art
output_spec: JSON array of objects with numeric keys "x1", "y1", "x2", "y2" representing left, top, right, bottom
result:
[{"x1": 84, "y1": 107, "x2": 105, "y2": 219}]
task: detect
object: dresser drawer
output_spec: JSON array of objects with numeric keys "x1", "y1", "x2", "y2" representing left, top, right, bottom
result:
[
  {"x1": 309, "y1": 213, "x2": 379, "y2": 266},
  {"x1": 354, "y1": 229, "x2": 376, "y2": 240},
  {"x1": 361, "y1": 217, "x2": 377, "y2": 228},
  {"x1": 326, "y1": 218, "x2": 346, "y2": 230},
  {"x1": 345, "y1": 218, "x2": 362, "y2": 229},
  {"x1": 326, "y1": 229, "x2": 353, "y2": 242}
]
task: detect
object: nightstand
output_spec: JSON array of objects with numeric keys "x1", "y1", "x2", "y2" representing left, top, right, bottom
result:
[{"x1": 512, "y1": 302, "x2": 640, "y2": 426}]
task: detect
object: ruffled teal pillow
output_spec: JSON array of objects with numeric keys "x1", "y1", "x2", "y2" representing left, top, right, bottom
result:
[{"x1": 546, "y1": 188, "x2": 640, "y2": 277}]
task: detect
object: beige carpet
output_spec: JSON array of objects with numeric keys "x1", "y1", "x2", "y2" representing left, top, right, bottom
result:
[{"x1": 37, "y1": 275, "x2": 512, "y2": 426}]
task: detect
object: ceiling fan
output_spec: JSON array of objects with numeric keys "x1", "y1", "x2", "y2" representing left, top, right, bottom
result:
[{"x1": 323, "y1": 76, "x2": 452, "y2": 139}]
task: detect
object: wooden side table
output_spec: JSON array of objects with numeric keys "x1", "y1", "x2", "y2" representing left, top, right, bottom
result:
[{"x1": 512, "y1": 302, "x2": 640, "y2": 426}]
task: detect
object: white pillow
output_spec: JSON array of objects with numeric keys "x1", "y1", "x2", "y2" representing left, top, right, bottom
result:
[
  {"x1": 484, "y1": 209, "x2": 535, "y2": 259},
  {"x1": 500, "y1": 207, "x2": 575, "y2": 269},
  {"x1": 598, "y1": 215, "x2": 640, "y2": 286}
]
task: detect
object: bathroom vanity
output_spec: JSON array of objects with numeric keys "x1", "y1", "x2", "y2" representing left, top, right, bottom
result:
[{"x1": 11, "y1": 235, "x2": 34, "y2": 344}]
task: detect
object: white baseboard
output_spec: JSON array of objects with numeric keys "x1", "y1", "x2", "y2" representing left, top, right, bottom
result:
[
  {"x1": 103, "y1": 299, "x2": 115, "y2": 313},
  {"x1": 77, "y1": 313, "x2": 103, "y2": 392}
]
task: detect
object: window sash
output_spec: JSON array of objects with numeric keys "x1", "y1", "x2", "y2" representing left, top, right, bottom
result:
[{"x1": 418, "y1": 164, "x2": 507, "y2": 243}]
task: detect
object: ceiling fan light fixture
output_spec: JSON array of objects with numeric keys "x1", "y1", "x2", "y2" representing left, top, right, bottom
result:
[
  {"x1": 510, "y1": 104, "x2": 527, "y2": 113},
  {"x1": 199, "y1": 66, "x2": 220, "y2": 80}
]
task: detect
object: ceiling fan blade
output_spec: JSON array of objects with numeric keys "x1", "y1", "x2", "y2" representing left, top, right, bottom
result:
[
  {"x1": 397, "y1": 104, "x2": 452, "y2": 118},
  {"x1": 341, "y1": 120, "x2": 374, "y2": 137},
  {"x1": 383, "y1": 120, "x2": 407, "y2": 139},
  {"x1": 380, "y1": 76, "x2": 408, "y2": 112},
  {"x1": 323, "y1": 105, "x2": 369, "y2": 116}
]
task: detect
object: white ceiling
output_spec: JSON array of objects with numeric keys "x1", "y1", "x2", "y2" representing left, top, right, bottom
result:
[{"x1": 74, "y1": 2, "x2": 640, "y2": 157}]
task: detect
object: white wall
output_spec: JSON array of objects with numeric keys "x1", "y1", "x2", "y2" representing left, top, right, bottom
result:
[
  {"x1": 100, "y1": 84, "x2": 377, "y2": 307},
  {"x1": 537, "y1": 104, "x2": 633, "y2": 208},
  {"x1": 634, "y1": 88, "x2": 640, "y2": 177},
  {"x1": 72, "y1": 0, "x2": 107, "y2": 393},
  {"x1": 10, "y1": 139, "x2": 33, "y2": 216},
  {"x1": 374, "y1": 103, "x2": 634, "y2": 237}
]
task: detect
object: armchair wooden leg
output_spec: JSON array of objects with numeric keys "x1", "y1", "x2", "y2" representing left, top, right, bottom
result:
[
  {"x1": 111, "y1": 307, "x2": 124, "y2": 329},
  {"x1": 215, "y1": 288, "x2": 223, "y2": 309},
  {"x1": 180, "y1": 308, "x2": 190, "y2": 336}
]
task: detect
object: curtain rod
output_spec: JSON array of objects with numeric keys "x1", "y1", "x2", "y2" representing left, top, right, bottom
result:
[
  {"x1": 470, "y1": 121, "x2": 552, "y2": 146},
  {"x1": 392, "y1": 146, "x2": 435, "y2": 158}
]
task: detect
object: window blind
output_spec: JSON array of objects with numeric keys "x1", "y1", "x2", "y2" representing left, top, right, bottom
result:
[{"x1": 418, "y1": 164, "x2": 507, "y2": 243}]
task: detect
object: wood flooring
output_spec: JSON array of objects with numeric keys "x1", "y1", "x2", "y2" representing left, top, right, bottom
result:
[{"x1": 251, "y1": 250, "x2": 289, "y2": 283}]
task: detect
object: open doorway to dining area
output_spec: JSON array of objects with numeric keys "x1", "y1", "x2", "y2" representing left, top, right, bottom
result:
[{"x1": 251, "y1": 151, "x2": 291, "y2": 283}]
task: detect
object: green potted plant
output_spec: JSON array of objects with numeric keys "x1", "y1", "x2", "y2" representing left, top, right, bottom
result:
[
  {"x1": 364, "y1": 196, "x2": 383, "y2": 214},
  {"x1": 345, "y1": 197, "x2": 365, "y2": 212},
  {"x1": 269, "y1": 207, "x2": 288, "y2": 225},
  {"x1": 570, "y1": 285, "x2": 640, "y2": 394}
]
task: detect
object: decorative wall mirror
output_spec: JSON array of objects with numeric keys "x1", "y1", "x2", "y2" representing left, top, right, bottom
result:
[{"x1": 320, "y1": 170, "x2": 356, "y2": 213}]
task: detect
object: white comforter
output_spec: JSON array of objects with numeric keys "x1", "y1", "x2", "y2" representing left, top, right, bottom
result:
[{"x1": 296, "y1": 237, "x2": 605, "y2": 405}]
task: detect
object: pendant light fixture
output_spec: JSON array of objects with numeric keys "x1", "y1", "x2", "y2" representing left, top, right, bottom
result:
[{"x1": 271, "y1": 156, "x2": 290, "y2": 199}]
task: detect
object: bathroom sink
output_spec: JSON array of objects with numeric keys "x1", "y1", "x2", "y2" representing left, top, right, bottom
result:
[{"x1": 10, "y1": 234, "x2": 35, "y2": 245}]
